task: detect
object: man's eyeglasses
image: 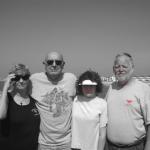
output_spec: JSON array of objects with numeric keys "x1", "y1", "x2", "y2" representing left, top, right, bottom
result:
[
  {"x1": 46, "y1": 60, "x2": 63, "y2": 66},
  {"x1": 12, "y1": 75, "x2": 30, "y2": 81}
]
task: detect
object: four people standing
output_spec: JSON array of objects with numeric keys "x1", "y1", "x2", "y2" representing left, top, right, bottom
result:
[{"x1": 0, "y1": 51, "x2": 150, "y2": 150}]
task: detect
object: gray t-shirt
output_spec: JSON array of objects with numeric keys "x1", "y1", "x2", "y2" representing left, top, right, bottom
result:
[
  {"x1": 30, "y1": 72, "x2": 76, "y2": 147},
  {"x1": 106, "y1": 79, "x2": 150, "y2": 144}
]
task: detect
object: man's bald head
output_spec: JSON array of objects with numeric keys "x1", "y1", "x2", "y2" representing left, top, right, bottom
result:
[
  {"x1": 43, "y1": 52, "x2": 65, "y2": 81},
  {"x1": 44, "y1": 51, "x2": 64, "y2": 62}
]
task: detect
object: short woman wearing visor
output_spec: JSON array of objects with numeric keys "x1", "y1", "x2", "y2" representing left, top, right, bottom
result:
[{"x1": 71, "y1": 70, "x2": 107, "y2": 150}]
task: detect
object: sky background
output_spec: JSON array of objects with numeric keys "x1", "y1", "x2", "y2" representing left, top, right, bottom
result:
[{"x1": 0, "y1": 0, "x2": 150, "y2": 79}]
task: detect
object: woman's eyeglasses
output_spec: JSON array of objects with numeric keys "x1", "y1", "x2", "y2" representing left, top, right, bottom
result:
[{"x1": 12, "y1": 75, "x2": 30, "y2": 81}]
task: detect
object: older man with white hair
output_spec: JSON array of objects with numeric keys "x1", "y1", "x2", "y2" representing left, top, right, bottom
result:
[{"x1": 106, "y1": 52, "x2": 150, "y2": 150}]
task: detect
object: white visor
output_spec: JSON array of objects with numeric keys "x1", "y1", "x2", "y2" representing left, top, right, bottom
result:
[{"x1": 79, "y1": 80, "x2": 97, "y2": 85}]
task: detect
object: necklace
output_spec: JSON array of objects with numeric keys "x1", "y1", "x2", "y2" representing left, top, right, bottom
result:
[{"x1": 14, "y1": 95, "x2": 30, "y2": 106}]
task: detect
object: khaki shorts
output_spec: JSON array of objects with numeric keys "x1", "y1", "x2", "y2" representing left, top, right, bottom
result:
[{"x1": 38, "y1": 143, "x2": 71, "y2": 150}]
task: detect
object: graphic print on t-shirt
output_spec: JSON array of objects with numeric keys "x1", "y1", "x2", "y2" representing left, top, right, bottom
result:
[
  {"x1": 41, "y1": 87, "x2": 71, "y2": 117},
  {"x1": 31, "y1": 107, "x2": 40, "y2": 116}
]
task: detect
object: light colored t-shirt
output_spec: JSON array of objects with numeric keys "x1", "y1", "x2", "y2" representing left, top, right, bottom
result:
[
  {"x1": 30, "y1": 72, "x2": 76, "y2": 147},
  {"x1": 106, "y1": 79, "x2": 150, "y2": 144},
  {"x1": 71, "y1": 96, "x2": 107, "y2": 150}
]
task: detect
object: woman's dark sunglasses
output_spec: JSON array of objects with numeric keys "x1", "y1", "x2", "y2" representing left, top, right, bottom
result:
[
  {"x1": 46, "y1": 60, "x2": 63, "y2": 66},
  {"x1": 12, "y1": 75, "x2": 30, "y2": 81}
]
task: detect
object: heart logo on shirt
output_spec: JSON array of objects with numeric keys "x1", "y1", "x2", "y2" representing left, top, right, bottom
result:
[{"x1": 126, "y1": 99, "x2": 133, "y2": 104}]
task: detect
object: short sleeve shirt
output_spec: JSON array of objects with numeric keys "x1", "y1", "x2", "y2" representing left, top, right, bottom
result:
[
  {"x1": 30, "y1": 72, "x2": 76, "y2": 147},
  {"x1": 106, "y1": 79, "x2": 150, "y2": 144},
  {"x1": 71, "y1": 96, "x2": 107, "y2": 150}
]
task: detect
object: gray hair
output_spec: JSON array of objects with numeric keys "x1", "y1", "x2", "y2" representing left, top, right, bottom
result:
[{"x1": 114, "y1": 52, "x2": 134, "y2": 68}]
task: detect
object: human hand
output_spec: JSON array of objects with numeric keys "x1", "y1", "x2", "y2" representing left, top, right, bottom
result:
[{"x1": 3, "y1": 74, "x2": 16, "y2": 90}]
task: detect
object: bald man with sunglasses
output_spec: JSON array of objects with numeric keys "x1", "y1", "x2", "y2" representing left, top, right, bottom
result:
[{"x1": 30, "y1": 52, "x2": 77, "y2": 150}]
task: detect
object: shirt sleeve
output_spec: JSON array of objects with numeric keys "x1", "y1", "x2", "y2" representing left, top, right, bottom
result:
[
  {"x1": 68, "y1": 74, "x2": 77, "y2": 97},
  {"x1": 140, "y1": 84, "x2": 150, "y2": 125},
  {"x1": 99, "y1": 102, "x2": 108, "y2": 128}
]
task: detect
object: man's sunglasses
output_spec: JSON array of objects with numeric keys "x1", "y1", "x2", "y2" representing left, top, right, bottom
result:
[
  {"x1": 46, "y1": 60, "x2": 63, "y2": 66},
  {"x1": 12, "y1": 75, "x2": 30, "y2": 81}
]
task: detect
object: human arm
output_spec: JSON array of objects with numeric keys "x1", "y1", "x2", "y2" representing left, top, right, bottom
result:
[
  {"x1": 141, "y1": 84, "x2": 150, "y2": 150},
  {"x1": 144, "y1": 125, "x2": 150, "y2": 150},
  {"x1": 98, "y1": 101, "x2": 107, "y2": 150},
  {"x1": 98, "y1": 126, "x2": 106, "y2": 150},
  {"x1": 0, "y1": 74, "x2": 15, "y2": 119}
]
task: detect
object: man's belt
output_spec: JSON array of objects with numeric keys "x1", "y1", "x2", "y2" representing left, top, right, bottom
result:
[{"x1": 107, "y1": 137, "x2": 146, "y2": 148}]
